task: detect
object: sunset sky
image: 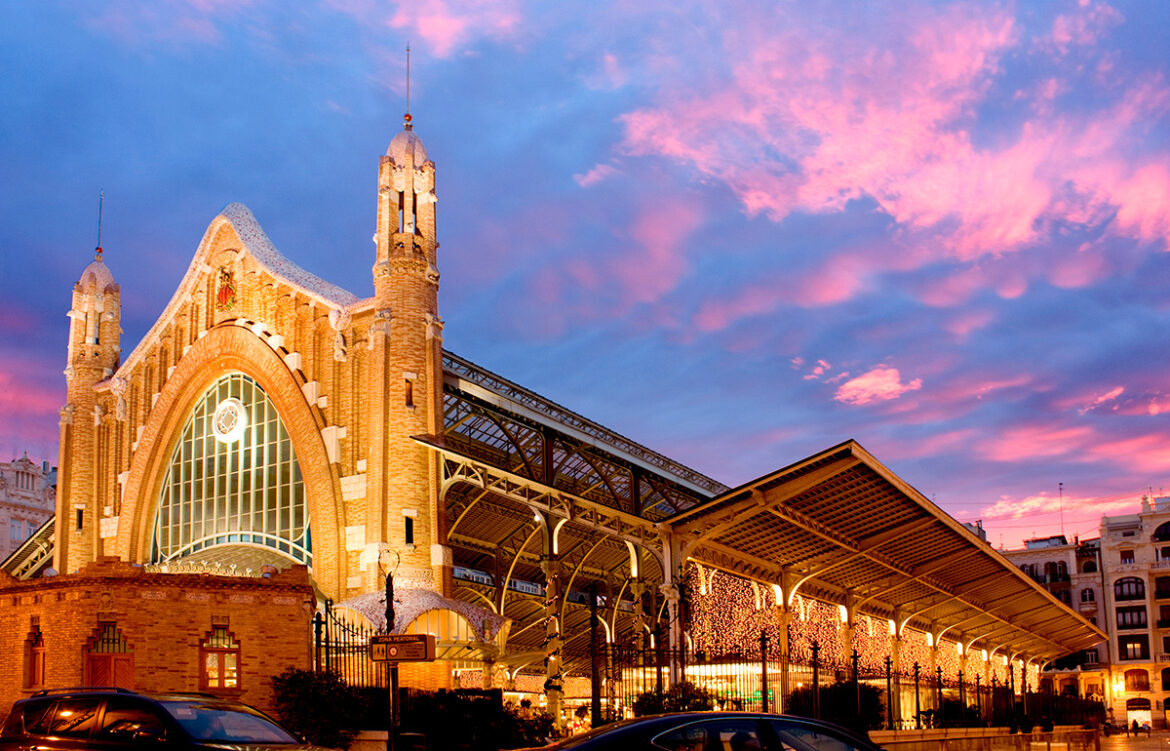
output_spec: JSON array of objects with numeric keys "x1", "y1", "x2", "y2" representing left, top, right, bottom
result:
[{"x1": 1, "y1": 1, "x2": 1167, "y2": 549}]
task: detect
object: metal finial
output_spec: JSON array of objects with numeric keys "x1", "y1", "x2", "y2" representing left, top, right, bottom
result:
[
  {"x1": 405, "y1": 42, "x2": 412, "y2": 129},
  {"x1": 96, "y1": 190, "x2": 104, "y2": 259}
]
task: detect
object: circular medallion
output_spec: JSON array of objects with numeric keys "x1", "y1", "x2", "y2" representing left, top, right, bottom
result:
[{"x1": 212, "y1": 398, "x2": 248, "y2": 444}]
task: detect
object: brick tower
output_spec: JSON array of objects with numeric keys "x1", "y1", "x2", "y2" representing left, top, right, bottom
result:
[
  {"x1": 364, "y1": 113, "x2": 451, "y2": 596},
  {"x1": 55, "y1": 244, "x2": 121, "y2": 573}
]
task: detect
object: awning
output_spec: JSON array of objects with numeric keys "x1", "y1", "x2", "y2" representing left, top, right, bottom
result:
[{"x1": 668, "y1": 440, "x2": 1104, "y2": 661}]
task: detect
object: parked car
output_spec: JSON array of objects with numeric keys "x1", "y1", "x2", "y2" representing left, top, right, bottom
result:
[
  {"x1": 517, "y1": 711, "x2": 884, "y2": 751},
  {"x1": 0, "y1": 688, "x2": 337, "y2": 751}
]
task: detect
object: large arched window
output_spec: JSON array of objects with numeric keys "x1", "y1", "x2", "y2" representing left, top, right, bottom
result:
[
  {"x1": 1153, "y1": 521, "x2": 1170, "y2": 542},
  {"x1": 1115, "y1": 577, "x2": 1146, "y2": 601},
  {"x1": 151, "y1": 373, "x2": 310, "y2": 564}
]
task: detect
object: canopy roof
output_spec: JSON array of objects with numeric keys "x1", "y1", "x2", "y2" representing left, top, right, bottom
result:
[{"x1": 669, "y1": 440, "x2": 1105, "y2": 661}]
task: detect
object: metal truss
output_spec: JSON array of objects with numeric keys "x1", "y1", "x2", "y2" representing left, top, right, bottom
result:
[
  {"x1": 443, "y1": 351, "x2": 725, "y2": 497},
  {"x1": 425, "y1": 436, "x2": 662, "y2": 552}
]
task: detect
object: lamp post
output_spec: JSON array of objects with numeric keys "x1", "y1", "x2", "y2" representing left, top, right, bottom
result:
[{"x1": 383, "y1": 550, "x2": 400, "y2": 751}]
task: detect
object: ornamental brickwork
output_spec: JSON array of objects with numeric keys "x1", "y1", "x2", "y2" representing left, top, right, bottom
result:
[
  {"x1": 51, "y1": 120, "x2": 450, "y2": 607},
  {"x1": 0, "y1": 558, "x2": 315, "y2": 720}
]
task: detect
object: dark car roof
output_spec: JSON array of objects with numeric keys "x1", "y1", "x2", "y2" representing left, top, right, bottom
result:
[{"x1": 542, "y1": 711, "x2": 878, "y2": 750}]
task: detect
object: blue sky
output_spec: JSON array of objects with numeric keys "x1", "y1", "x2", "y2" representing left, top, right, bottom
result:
[{"x1": 1, "y1": 0, "x2": 1168, "y2": 547}]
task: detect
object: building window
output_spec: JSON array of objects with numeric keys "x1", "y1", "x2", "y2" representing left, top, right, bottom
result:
[
  {"x1": 1118, "y1": 606, "x2": 1148, "y2": 630},
  {"x1": 1058, "y1": 590, "x2": 1071, "y2": 604},
  {"x1": 1083, "y1": 560, "x2": 1098, "y2": 573},
  {"x1": 24, "y1": 626, "x2": 45, "y2": 689},
  {"x1": 151, "y1": 373, "x2": 310, "y2": 566},
  {"x1": 1116, "y1": 577, "x2": 1146, "y2": 601},
  {"x1": 1154, "y1": 521, "x2": 1170, "y2": 542},
  {"x1": 86, "y1": 623, "x2": 133, "y2": 688},
  {"x1": 1126, "y1": 669, "x2": 1150, "y2": 691},
  {"x1": 1158, "y1": 577, "x2": 1170, "y2": 598},
  {"x1": 1082, "y1": 649, "x2": 1098, "y2": 665},
  {"x1": 1122, "y1": 550, "x2": 1136, "y2": 564},
  {"x1": 1163, "y1": 635, "x2": 1170, "y2": 653},
  {"x1": 1081, "y1": 588, "x2": 1095, "y2": 602},
  {"x1": 1120, "y1": 635, "x2": 1150, "y2": 661},
  {"x1": 200, "y1": 626, "x2": 240, "y2": 691}
]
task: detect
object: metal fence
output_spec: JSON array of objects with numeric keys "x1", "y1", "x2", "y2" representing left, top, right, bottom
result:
[{"x1": 313, "y1": 600, "x2": 380, "y2": 686}]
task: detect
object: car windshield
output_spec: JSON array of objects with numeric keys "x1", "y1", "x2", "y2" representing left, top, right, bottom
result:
[{"x1": 158, "y1": 700, "x2": 298, "y2": 744}]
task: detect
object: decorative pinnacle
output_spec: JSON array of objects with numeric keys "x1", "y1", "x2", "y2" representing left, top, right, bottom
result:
[
  {"x1": 404, "y1": 42, "x2": 413, "y2": 130},
  {"x1": 95, "y1": 190, "x2": 104, "y2": 260}
]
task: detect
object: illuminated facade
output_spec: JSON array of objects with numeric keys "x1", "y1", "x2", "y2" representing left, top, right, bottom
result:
[
  {"x1": 1003, "y1": 498, "x2": 1170, "y2": 728},
  {"x1": 0, "y1": 115, "x2": 1105, "y2": 725},
  {"x1": 0, "y1": 454, "x2": 55, "y2": 562}
]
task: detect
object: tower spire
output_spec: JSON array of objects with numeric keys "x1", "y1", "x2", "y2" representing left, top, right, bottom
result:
[
  {"x1": 95, "y1": 190, "x2": 104, "y2": 260},
  {"x1": 404, "y1": 42, "x2": 413, "y2": 130}
]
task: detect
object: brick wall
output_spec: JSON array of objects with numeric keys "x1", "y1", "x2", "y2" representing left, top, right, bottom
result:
[{"x1": 0, "y1": 558, "x2": 315, "y2": 720}]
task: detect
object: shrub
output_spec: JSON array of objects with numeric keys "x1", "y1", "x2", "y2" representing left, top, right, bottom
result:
[
  {"x1": 633, "y1": 681, "x2": 715, "y2": 716},
  {"x1": 271, "y1": 668, "x2": 364, "y2": 749},
  {"x1": 785, "y1": 681, "x2": 883, "y2": 735}
]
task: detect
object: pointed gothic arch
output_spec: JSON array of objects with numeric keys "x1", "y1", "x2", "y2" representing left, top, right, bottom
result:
[{"x1": 115, "y1": 322, "x2": 344, "y2": 595}]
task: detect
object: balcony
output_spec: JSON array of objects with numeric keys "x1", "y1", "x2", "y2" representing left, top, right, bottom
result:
[
  {"x1": 1160, "y1": 654, "x2": 1170, "y2": 662},
  {"x1": 1078, "y1": 601, "x2": 1098, "y2": 612}
]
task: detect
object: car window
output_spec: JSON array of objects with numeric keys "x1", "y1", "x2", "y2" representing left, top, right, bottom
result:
[
  {"x1": 19, "y1": 701, "x2": 57, "y2": 736},
  {"x1": 768, "y1": 720, "x2": 866, "y2": 751},
  {"x1": 44, "y1": 698, "x2": 103, "y2": 738},
  {"x1": 159, "y1": 701, "x2": 297, "y2": 743},
  {"x1": 654, "y1": 723, "x2": 708, "y2": 751},
  {"x1": 655, "y1": 719, "x2": 763, "y2": 751},
  {"x1": 97, "y1": 698, "x2": 168, "y2": 741}
]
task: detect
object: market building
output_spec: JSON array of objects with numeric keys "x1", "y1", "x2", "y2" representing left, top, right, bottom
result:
[{"x1": 0, "y1": 115, "x2": 1104, "y2": 725}]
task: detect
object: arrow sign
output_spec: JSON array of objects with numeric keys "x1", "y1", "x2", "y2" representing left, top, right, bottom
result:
[{"x1": 370, "y1": 634, "x2": 437, "y2": 662}]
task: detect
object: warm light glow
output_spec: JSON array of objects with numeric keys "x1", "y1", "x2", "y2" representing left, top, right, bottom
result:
[
  {"x1": 926, "y1": 633, "x2": 934, "y2": 647},
  {"x1": 981, "y1": 649, "x2": 988, "y2": 662},
  {"x1": 888, "y1": 619, "x2": 896, "y2": 636},
  {"x1": 956, "y1": 641, "x2": 964, "y2": 656},
  {"x1": 838, "y1": 604, "x2": 848, "y2": 623},
  {"x1": 212, "y1": 398, "x2": 247, "y2": 444}
]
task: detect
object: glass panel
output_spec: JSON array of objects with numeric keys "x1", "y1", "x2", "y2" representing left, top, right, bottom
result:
[
  {"x1": 48, "y1": 698, "x2": 103, "y2": 738},
  {"x1": 769, "y1": 720, "x2": 866, "y2": 751},
  {"x1": 150, "y1": 373, "x2": 310, "y2": 564},
  {"x1": 224, "y1": 653, "x2": 238, "y2": 688},
  {"x1": 98, "y1": 698, "x2": 167, "y2": 740},
  {"x1": 205, "y1": 653, "x2": 220, "y2": 686}
]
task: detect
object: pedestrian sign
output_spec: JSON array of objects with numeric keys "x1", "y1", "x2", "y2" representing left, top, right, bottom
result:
[{"x1": 369, "y1": 634, "x2": 436, "y2": 662}]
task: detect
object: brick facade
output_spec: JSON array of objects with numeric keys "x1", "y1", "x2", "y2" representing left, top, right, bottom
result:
[{"x1": 0, "y1": 557, "x2": 315, "y2": 720}]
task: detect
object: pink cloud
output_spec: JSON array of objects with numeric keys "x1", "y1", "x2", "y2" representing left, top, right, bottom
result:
[
  {"x1": 1078, "y1": 386, "x2": 1125, "y2": 414},
  {"x1": 834, "y1": 365, "x2": 922, "y2": 406},
  {"x1": 1090, "y1": 434, "x2": 1170, "y2": 474},
  {"x1": 1049, "y1": 1, "x2": 1124, "y2": 54},
  {"x1": 977, "y1": 424, "x2": 1094, "y2": 462},
  {"x1": 600, "y1": 196, "x2": 705, "y2": 311},
  {"x1": 85, "y1": 0, "x2": 258, "y2": 46},
  {"x1": 615, "y1": 2, "x2": 1169, "y2": 329},
  {"x1": 329, "y1": 0, "x2": 522, "y2": 57},
  {"x1": 574, "y1": 163, "x2": 619, "y2": 187},
  {"x1": 944, "y1": 309, "x2": 995, "y2": 338}
]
